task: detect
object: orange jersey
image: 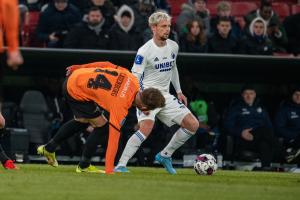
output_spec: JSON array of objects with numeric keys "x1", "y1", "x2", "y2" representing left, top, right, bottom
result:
[
  {"x1": 67, "y1": 62, "x2": 139, "y2": 131},
  {"x1": 66, "y1": 61, "x2": 139, "y2": 173},
  {"x1": 0, "y1": 0, "x2": 19, "y2": 53}
]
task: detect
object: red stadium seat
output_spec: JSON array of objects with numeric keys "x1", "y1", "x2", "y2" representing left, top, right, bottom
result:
[
  {"x1": 22, "y1": 11, "x2": 44, "y2": 47},
  {"x1": 231, "y1": 2, "x2": 257, "y2": 17},
  {"x1": 167, "y1": 0, "x2": 187, "y2": 16},
  {"x1": 273, "y1": 52, "x2": 294, "y2": 57},
  {"x1": 291, "y1": 4, "x2": 300, "y2": 15},
  {"x1": 272, "y1": 3, "x2": 290, "y2": 22},
  {"x1": 207, "y1": 3, "x2": 218, "y2": 17}
]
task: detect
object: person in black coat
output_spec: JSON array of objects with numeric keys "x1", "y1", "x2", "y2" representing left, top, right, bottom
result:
[
  {"x1": 63, "y1": 7, "x2": 110, "y2": 49},
  {"x1": 275, "y1": 86, "x2": 300, "y2": 163},
  {"x1": 36, "y1": 0, "x2": 81, "y2": 48},
  {"x1": 209, "y1": 1, "x2": 241, "y2": 39},
  {"x1": 240, "y1": 17, "x2": 272, "y2": 55},
  {"x1": 109, "y1": 5, "x2": 143, "y2": 50},
  {"x1": 283, "y1": 13, "x2": 300, "y2": 56},
  {"x1": 224, "y1": 85, "x2": 279, "y2": 169},
  {"x1": 81, "y1": 0, "x2": 116, "y2": 28},
  {"x1": 179, "y1": 19, "x2": 207, "y2": 53},
  {"x1": 207, "y1": 16, "x2": 240, "y2": 54}
]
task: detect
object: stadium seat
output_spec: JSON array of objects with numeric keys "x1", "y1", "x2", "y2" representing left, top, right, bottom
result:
[
  {"x1": 167, "y1": 0, "x2": 187, "y2": 25},
  {"x1": 22, "y1": 11, "x2": 44, "y2": 47},
  {"x1": 273, "y1": 52, "x2": 294, "y2": 57},
  {"x1": 272, "y1": 3, "x2": 290, "y2": 22},
  {"x1": 207, "y1": 3, "x2": 218, "y2": 17},
  {"x1": 20, "y1": 90, "x2": 52, "y2": 144},
  {"x1": 291, "y1": 4, "x2": 300, "y2": 15},
  {"x1": 231, "y1": 2, "x2": 257, "y2": 17}
]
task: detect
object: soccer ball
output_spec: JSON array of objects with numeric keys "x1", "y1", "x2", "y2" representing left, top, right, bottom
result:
[{"x1": 194, "y1": 154, "x2": 217, "y2": 175}]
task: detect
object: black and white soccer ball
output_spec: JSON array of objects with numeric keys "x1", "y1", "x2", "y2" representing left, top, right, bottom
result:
[{"x1": 194, "y1": 154, "x2": 217, "y2": 175}]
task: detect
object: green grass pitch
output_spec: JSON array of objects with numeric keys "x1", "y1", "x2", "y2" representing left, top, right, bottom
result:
[{"x1": 0, "y1": 164, "x2": 300, "y2": 200}]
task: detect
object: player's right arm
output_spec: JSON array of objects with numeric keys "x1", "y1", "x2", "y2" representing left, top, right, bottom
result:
[
  {"x1": 66, "y1": 61, "x2": 127, "y2": 76},
  {"x1": 131, "y1": 50, "x2": 146, "y2": 90}
]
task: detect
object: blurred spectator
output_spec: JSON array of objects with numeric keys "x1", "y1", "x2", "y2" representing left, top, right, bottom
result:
[
  {"x1": 190, "y1": 97, "x2": 220, "y2": 152},
  {"x1": 19, "y1": 4, "x2": 29, "y2": 46},
  {"x1": 244, "y1": 0, "x2": 288, "y2": 53},
  {"x1": 283, "y1": 13, "x2": 300, "y2": 56},
  {"x1": 63, "y1": 7, "x2": 110, "y2": 49},
  {"x1": 210, "y1": 1, "x2": 241, "y2": 39},
  {"x1": 82, "y1": 0, "x2": 116, "y2": 28},
  {"x1": 179, "y1": 19, "x2": 207, "y2": 53},
  {"x1": 130, "y1": 0, "x2": 155, "y2": 34},
  {"x1": 154, "y1": 0, "x2": 170, "y2": 12},
  {"x1": 207, "y1": 16, "x2": 240, "y2": 54},
  {"x1": 36, "y1": 0, "x2": 81, "y2": 48},
  {"x1": 20, "y1": 0, "x2": 44, "y2": 11},
  {"x1": 176, "y1": 0, "x2": 210, "y2": 36},
  {"x1": 110, "y1": 0, "x2": 137, "y2": 8},
  {"x1": 109, "y1": 5, "x2": 143, "y2": 50},
  {"x1": 224, "y1": 85, "x2": 279, "y2": 170},
  {"x1": 240, "y1": 17, "x2": 272, "y2": 55},
  {"x1": 275, "y1": 86, "x2": 300, "y2": 163}
]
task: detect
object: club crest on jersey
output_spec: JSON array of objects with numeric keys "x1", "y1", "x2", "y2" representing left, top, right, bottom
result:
[
  {"x1": 135, "y1": 55, "x2": 144, "y2": 65},
  {"x1": 171, "y1": 52, "x2": 175, "y2": 59}
]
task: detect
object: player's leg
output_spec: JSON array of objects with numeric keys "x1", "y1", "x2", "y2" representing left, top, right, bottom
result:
[
  {"x1": 160, "y1": 113, "x2": 200, "y2": 157},
  {"x1": 37, "y1": 119, "x2": 89, "y2": 167},
  {"x1": 155, "y1": 95, "x2": 203, "y2": 174},
  {"x1": 76, "y1": 115, "x2": 108, "y2": 173},
  {"x1": 115, "y1": 120, "x2": 154, "y2": 171}
]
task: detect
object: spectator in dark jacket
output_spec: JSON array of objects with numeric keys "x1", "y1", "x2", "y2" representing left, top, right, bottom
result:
[
  {"x1": 283, "y1": 13, "x2": 300, "y2": 56},
  {"x1": 207, "y1": 16, "x2": 240, "y2": 54},
  {"x1": 36, "y1": 0, "x2": 81, "y2": 48},
  {"x1": 224, "y1": 85, "x2": 278, "y2": 169},
  {"x1": 179, "y1": 19, "x2": 207, "y2": 53},
  {"x1": 109, "y1": 5, "x2": 142, "y2": 50},
  {"x1": 240, "y1": 17, "x2": 272, "y2": 55},
  {"x1": 210, "y1": 1, "x2": 241, "y2": 39},
  {"x1": 244, "y1": 0, "x2": 288, "y2": 53},
  {"x1": 63, "y1": 7, "x2": 110, "y2": 49},
  {"x1": 82, "y1": 0, "x2": 116, "y2": 28},
  {"x1": 275, "y1": 86, "x2": 300, "y2": 163}
]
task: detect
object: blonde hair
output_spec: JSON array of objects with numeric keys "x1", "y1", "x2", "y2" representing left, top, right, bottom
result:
[
  {"x1": 148, "y1": 11, "x2": 171, "y2": 26},
  {"x1": 217, "y1": 1, "x2": 231, "y2": 13}
]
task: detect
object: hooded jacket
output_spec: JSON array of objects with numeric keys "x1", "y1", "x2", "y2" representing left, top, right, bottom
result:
[
  {"x1": 240, "y1": 17, "x2": 272, "y2": 55},
  {"x1": 224, "y1": 97, "x2": 273, "y2": 137},
  {"x1": 244, "y1": 9, "x2": 288, "y2": 52},
  {"x1": 109, "y1": 5, "x2": 143, "y2": 50}
]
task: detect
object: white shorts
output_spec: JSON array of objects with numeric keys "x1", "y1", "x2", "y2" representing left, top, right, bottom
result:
[{"x1": 136, "y1": 93, "x2": 191, "y2": 127}]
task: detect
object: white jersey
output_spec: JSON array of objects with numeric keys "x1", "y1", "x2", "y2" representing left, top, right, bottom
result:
[{"x1": 131, "y1": 39, "x2": 181, "y2": 95}]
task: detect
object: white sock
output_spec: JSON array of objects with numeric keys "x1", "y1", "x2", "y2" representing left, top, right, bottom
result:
[
  {"x1": 117, "y1": 130, "x2": 146, "y2": 167},
  {"x1": 160, "y1": 128, "x2": 195, "y2": 157}
]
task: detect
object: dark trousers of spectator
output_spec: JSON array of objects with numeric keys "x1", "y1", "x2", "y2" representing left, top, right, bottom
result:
[
  {"x1": 237, "y1": 127, "x2": 279, "y2": 167},
  {"x1": 290, "y1": 133, "x2": 300, "y2": 149}
]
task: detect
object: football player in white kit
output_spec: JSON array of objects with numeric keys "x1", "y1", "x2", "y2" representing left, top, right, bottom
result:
[{"x1": 115, "y1": 11, "x2": 209, "y2": 174}]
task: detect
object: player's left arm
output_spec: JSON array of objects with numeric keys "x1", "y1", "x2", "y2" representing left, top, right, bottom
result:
[
  {"x1": 2, "y1": 0, "x2": 23, "y2": 70},
  {"x1": 171, "y1": 44, "x2": 187, "y2": 106},
  {"x1": 105, "y1": 109, "x2": 127, "y2": 174}
]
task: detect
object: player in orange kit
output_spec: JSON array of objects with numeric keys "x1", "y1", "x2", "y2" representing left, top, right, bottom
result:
[
  {"x1": 37, "y1": 61, "x2": 165, "y2": 174},
  {"x1": 0, "y1": 0, "x2": 23, "y2": 170}
]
